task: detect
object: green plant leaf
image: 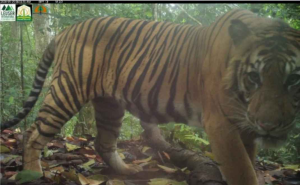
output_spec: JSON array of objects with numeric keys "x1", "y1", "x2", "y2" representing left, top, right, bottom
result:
[
  {"x1": 15, "y1": 170, "x2": 43, "y2": 184},
  {"x1": 0, "y1": 145, "x2": 11, "y2": 153},
  {"x1": 65, "y1": 143, "x2": 81, "y2": 151},
  {"x1": 9, "y1": 96, "x2": 14, "y2": 105}
]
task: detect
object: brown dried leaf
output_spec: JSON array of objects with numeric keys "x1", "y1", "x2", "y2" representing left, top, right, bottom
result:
[
  {"x1": 50, "y1": 166, "x2": 65, "y2": 173},
  {"x1": 62, "y1": 169, "x2": 80, "y2": 184},
  {"x1": 66, "y1": 136, "x2": 75, "y2": 142},
  {"x1": 78, "y1": 173, "x2": 104, "y2": 185},
  {"x1": 4, "y1": 171, "x2": 17, "y2": 178},
  {"x1": 133, "y1": 156, "x2": 152, "y2": 164},
  {"x1": 162, "y1": 151, "x2": 170, "y2": 160}
]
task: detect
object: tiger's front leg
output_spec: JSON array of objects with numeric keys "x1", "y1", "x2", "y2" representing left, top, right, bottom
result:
[
  {"x1": 205, "y1": 113, "x2": 258, "y2": 185},
  {"x1": 92, "y1": 97, "x2": 142, "y2": 175}
]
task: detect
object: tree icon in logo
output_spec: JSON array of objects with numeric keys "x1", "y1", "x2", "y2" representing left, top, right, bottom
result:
[
  {"x1": 2, "y1": 5, "x2": 14, "y2": 11},
  {"x1": 6, "y1": 5, "x2": 13, "y2": 11},
  {"x1": 34, "y1": 5, "x2": 47, "y2": 14}
]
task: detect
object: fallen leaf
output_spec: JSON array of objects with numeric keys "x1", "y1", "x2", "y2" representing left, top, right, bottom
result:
[
  {"x1": 47, "y1": 141, "x2": 64, "y2": 149},
  {"x1": 1, "y1": 155, "x2": 18, "y2": 164},
  {"x1": 119, "y1": 152, "x2": 125, "y2": 160},
  {"x1": 79, "y1": 137, "x2": 87, "y2": 141},
  {"x1": 157, "y1": 164, "x2": 177, "y2": 174},
  {"x1": 162, "y1": 151, "x2": 170, "y2": 160},
  {"x1": 106, "y1": 180, "x2": 125, "y2": 185},
  {"x1": 133, "y1": 156, "x2": 152, "y2": 164},
  {"x1": 84, "y1": 154, "x2": 96, "y2": 159},
  {"x1": 44, "y1": 171, "x2": 55, "y2": 179},
  {"x1": 0, "y1": 145, "x2": 11, "y2": 153},
  {"x1": 88, "y1": 174, "x2": 109, "y2": 181},
  {"x1": 6, "y1": 139, "x2": 17, "y2": 145},
  {"x1": 50, "y1": 165, "x2": 65, "y2": 173},
  {"x1": 4, "y1": 171, "x2": 17, "y2": 178},
  {"x1": 65, "y1": 143, "x2": 81, "y2": 151},
  {"x1": 2, "y1": 130, "x2": 13, "y2": 134},
  {"x1": 142, "y1": 146, "x2": 151, "y2": 153},
  {"x1": 62, "y1": 169, "x2": 80, "y2": 184},
  {"x1": 78, "y1": 173, "x2": 104, "y2": 185},
  {"x1": 204, "y1": 151, "x2": 214, "y2": 160},
  {"x1": 41, "y1": 160, "x2": 50, "y2": 170},
  {"x1": 14, "y1": 128, "x2": 21, "y2": 133},
  {"x1": 80, "y1": 159, "x2": 95, "y2": 170},
  {"x1": 43, "y1": 146, "x2": 54, "y2": 158},
  {"x1": 95, "y1": 155, "x2": 103, "y2": 163},
  {"x1": 282, "y1": 164, "x2": 300, "y2": 170},
  {"x1": 44, "y1": 170, "x2": 63, "y2": 184},
  {"x1": 181, "y1": 167, "x2": 188, "y2": 172},
  {"x1": 79, "y1": 147, "x2": 96, "y2": 156},
  {"x1": 66, "y1": 136, "x2": 75, "y2": 142},
  {"x1": 9, "y1": 173, "x2": 17, "y2": 180},
  {"x1": 149, "y1": 178, "x2": 188, "y2": 185}
]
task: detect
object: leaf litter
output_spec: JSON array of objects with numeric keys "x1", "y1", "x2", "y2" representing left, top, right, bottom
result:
[{"x1": 0, "y1": 129, "x2": 300, "y2": 185}]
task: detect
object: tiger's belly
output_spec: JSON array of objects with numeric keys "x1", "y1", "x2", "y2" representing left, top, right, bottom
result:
[{"x1": 123, "y1": 101, "x2": 202, "y2": 127}]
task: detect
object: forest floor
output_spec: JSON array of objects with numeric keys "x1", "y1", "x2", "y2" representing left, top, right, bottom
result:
[{"x1": 0, "y1": 129, "x2": 299, "y2": 185}]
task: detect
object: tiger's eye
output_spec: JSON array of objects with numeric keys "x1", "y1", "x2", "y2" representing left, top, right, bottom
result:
[{"x1": 248, "y1": 72, "x2": 260, "y2": 84}]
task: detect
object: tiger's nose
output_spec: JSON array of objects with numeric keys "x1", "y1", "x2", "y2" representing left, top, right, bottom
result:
[{"x1": 258, "y1": 121, "x2": 278, "y2": 131}]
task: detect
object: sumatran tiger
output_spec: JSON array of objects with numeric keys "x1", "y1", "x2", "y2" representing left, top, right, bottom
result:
[{"x1": 1, "y1": 9, "x2": 300, "y2": 185}]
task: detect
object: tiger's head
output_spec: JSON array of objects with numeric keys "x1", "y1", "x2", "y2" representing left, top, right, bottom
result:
[{"x1": 224, "y1": 18, "x2": 300, "y2": 148}]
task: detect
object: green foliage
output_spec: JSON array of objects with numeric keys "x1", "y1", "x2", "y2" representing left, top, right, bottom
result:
[
  {"x1": 15, "y1": 170, "x2": 43, "y2": 184},
  {"x1": 61, "y1": 115, "x2": 78, "y2": 137},
  {"x1": 60, "y1": 110, "x2": 143, "y2": 140},
  {"x1": 160, "y1": 123, "x2": 210, "y2": 152},
  {"x1": 119, "y1": 112, "x2": 142, "y2": 140},
  {"x1": 258, "y1": 124, "x2": 300, "y2": 164},
  {"x1": 259, "y1": 4, "x2": 300, "y2": 29}
]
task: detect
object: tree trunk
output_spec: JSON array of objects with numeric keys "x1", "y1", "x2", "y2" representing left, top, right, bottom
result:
[
  {"x1": 0, "y1": 26, "x2": 3, "y2": 123},
  {"x1": 82, "y1": 4, "x2": 90, "y2": 13},
  {"x1": 10, "y1": 22, "x2": 18, "y2": 116},
  {"x1": 33, "y1": 4, "x2": 50, "y2": 55},
  {"x1": 153, "y1": 4, "x2": 158, "y2": 21},
  {"x1": 20, "y1": 23, "x2": 26, "y2": 129},
  {"x1": 51, "y1": 4, "x2": 58, "y2": 36}
]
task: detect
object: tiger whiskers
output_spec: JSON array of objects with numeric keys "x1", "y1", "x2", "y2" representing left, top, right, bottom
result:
[{"x1": 223, "y1": 102, "x2": 257, "y2": 137}]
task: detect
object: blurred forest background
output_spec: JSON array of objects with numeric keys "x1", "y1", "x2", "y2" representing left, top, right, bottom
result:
[{"x1": 0, "y1": 3, "x2": 299, "y2": 164}]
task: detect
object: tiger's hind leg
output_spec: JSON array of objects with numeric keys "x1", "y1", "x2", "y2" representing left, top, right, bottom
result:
[
  {"x1": 92, "y1": 97, "x2": 142, "y2": 175},
  {"x1": 23, "y1": 83, "x2": 83, "y2": 173}
]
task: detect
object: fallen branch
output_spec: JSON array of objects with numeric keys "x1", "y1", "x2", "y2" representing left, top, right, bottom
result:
[{"x1": 140, "y1": 122, "x2": 225, "y2": 185}]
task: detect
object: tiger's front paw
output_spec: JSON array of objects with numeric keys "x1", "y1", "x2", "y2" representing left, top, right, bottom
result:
[
  {"x1": 110, "y1": 159, "x2": 143, "y2": 175},
  {"x1": 101, "y1": 151, "x2": 143, "y2": 175}
]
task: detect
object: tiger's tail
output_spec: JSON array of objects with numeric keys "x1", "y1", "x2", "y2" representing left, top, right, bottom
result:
[{"x1": 1, "y1": 40, "x2": 55, "y2": 131}]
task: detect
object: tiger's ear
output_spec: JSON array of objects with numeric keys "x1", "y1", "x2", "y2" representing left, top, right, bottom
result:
[{"x1": 228, "y1": 19, "x2": 251, "y2": 46}]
